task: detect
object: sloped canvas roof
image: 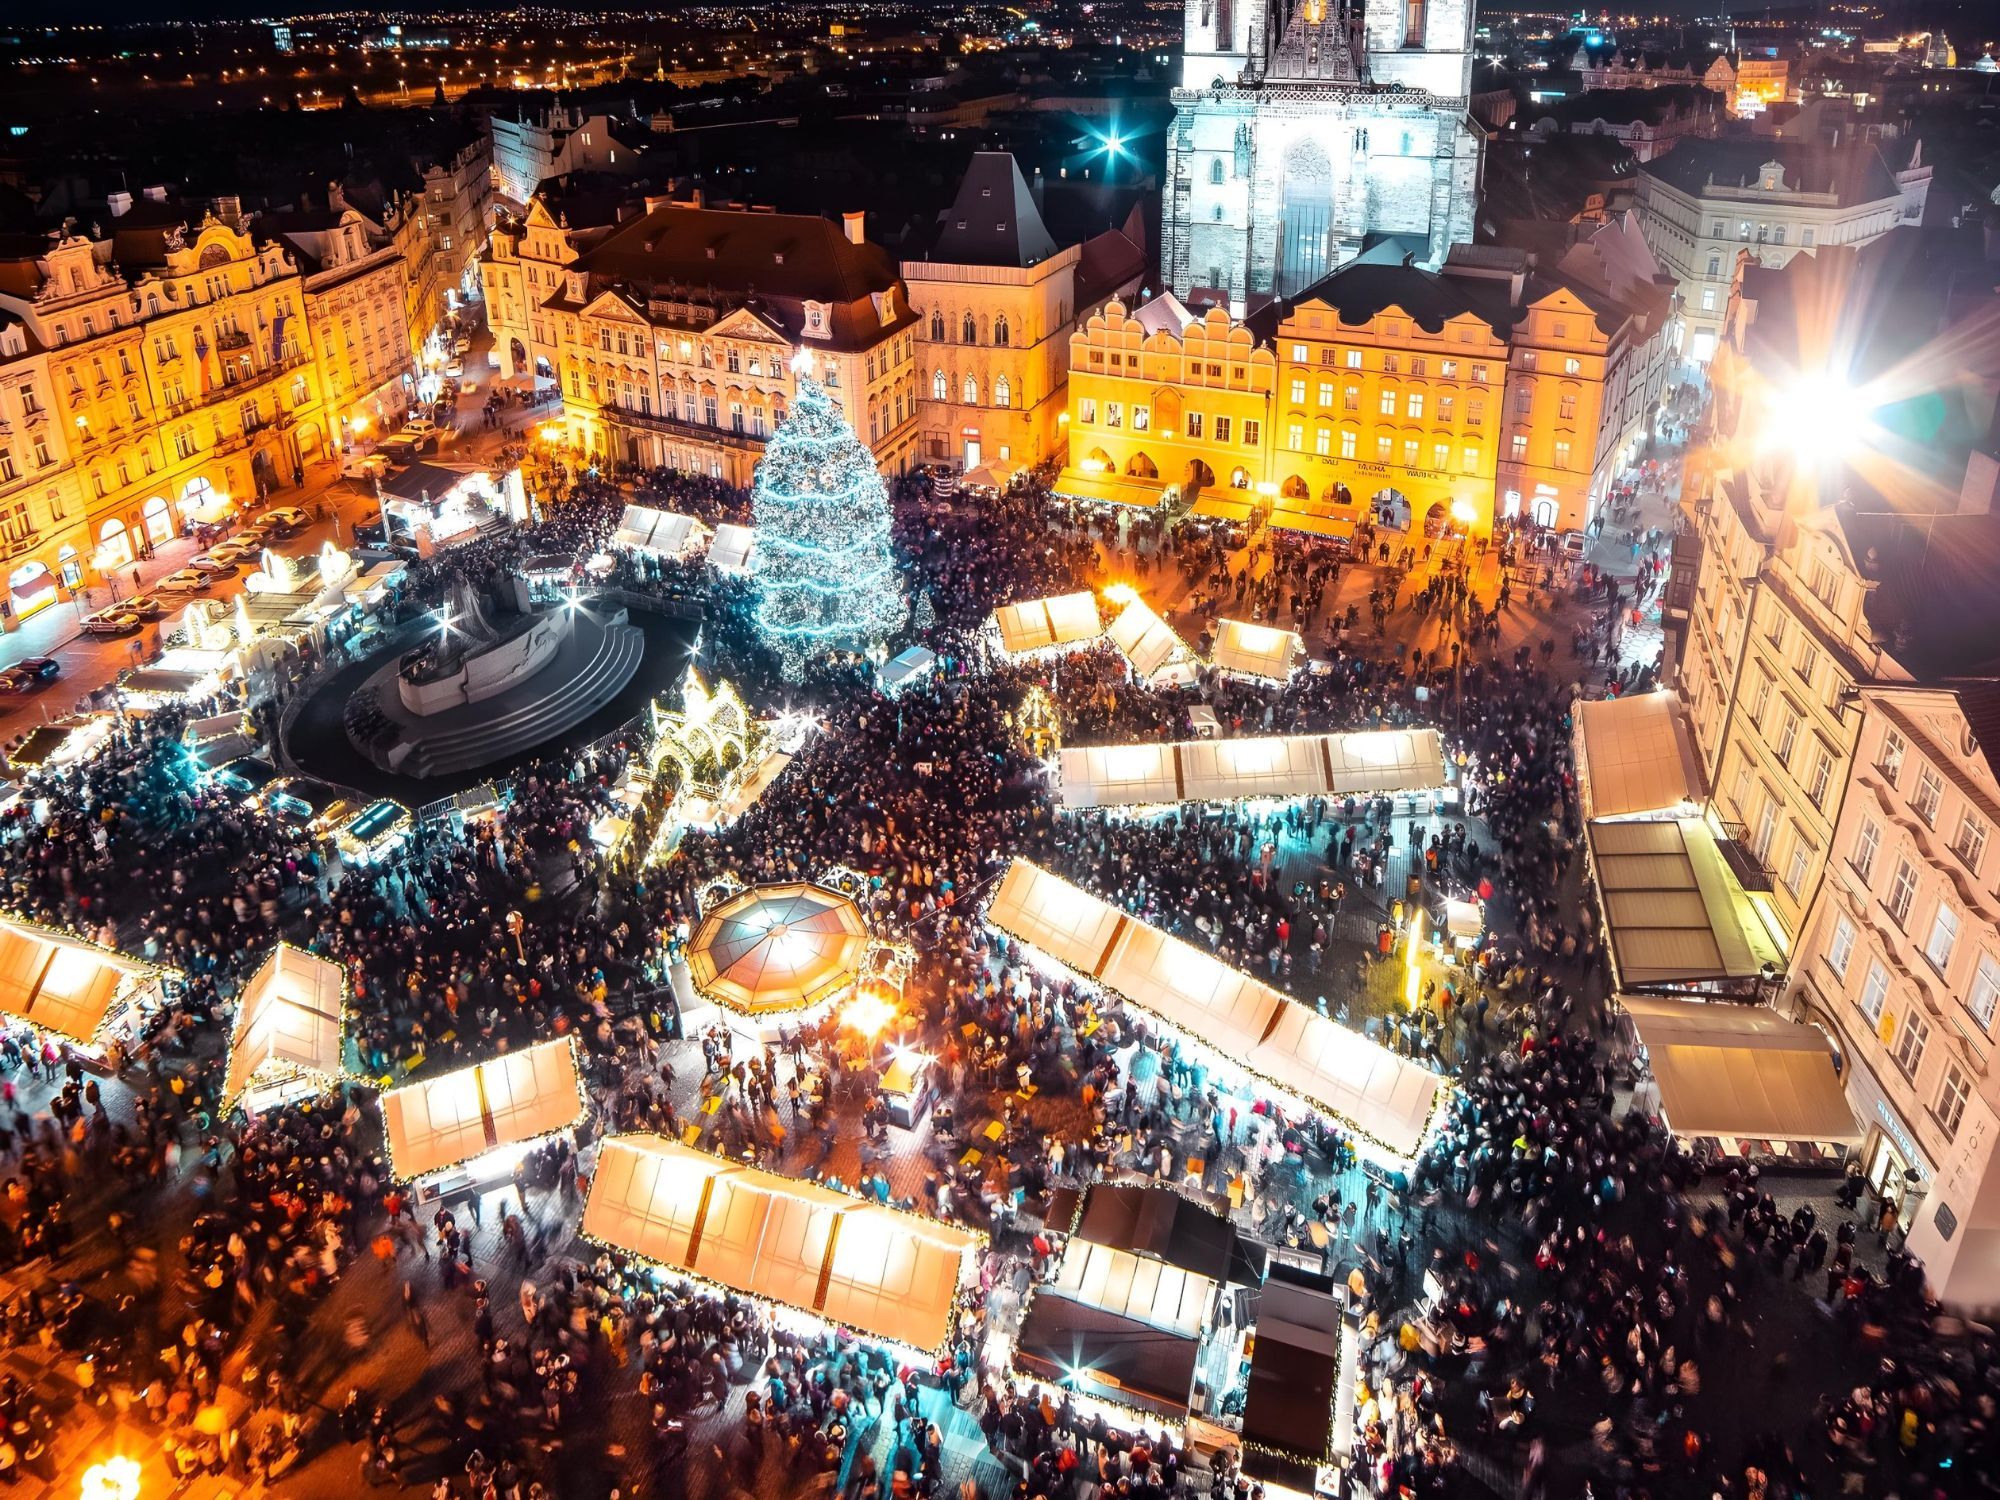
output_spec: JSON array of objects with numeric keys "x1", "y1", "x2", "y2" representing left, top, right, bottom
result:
[
  {"x1": 1589, "y1": 819, "x2": 1782, "y2": 988},
  {"x1": 707, "y1": 523, "x2": 757, "y2": 574},
  {"x1": 986, "y1": 860, "x2": 1442, "y2": 1159},
  {"x1": 584, "y1": 1134, "x2": 981, "y2": 1352},
  {"x1": 0, "y1": 918, "x2": 164, "y2": 1046},
  {"x1": 1059, "y1": 729, "x2": 1447, "y2": 810},
  {"x1": 613, "y1": 504, "x2": 704, "y2": 557},
  {"x1": 1106, "y1": 598, "x2": 1195, "y2": 683},
  {"x1": 1622, "y1": 996, "x2": 1860, "y2": 1143},
  {"x1": 991, "y1": 591, "x2": 1104, "y2": 656},
  {"x1": 1211, "y1": 619, "x2": 1303, "y2": 682},
  {"x1": 1576, "y1": 691, "x2": 1700, "y2": 819},
  {"x1": 383, "y1": 1037, "x2": 584, "y2": 1180},
  {"x1": 223, "y1": 945, "x2": 346, "y2": 1109}
]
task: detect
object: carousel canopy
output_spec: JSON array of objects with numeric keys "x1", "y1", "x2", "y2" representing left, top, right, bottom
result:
[
  {"x1": 584, "y1": 1135, "x2": 981, "y2": 1352},
  {"x1": 1059, "y1": 729, "x2": 1447, "y2": 810},
  {"x1": 1210, "y1": 618, "x2": 1303, "y2": 682},
  {"x1": 382, "y1": 1037, "x2": 584, "y2": 1180},
  {"x1": 985, "y1": 860, "x2": 1441, "y2": 1160},
  {"x1": 223, "y1": 945, "x2": 346, "y2": 1108},
  {"x1": 991, "y1": 592, "x2": 1104, "y2": 656},
  {"x1": 687, "y1": 882, "x2": 869, "y2": 1016},
  {"x1": 0, "y1": 917, "x2": 164, "y2": 1046}
]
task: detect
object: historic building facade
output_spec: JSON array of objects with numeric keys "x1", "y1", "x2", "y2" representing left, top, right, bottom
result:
[
  {"x1": 542, "y1": 203, "x2": 921, "y2": 484},
  {"x1": 1162, "y1": 0, "x2": 1484, "y2": 311},
  {"x1": 271, "y1": 208, "x2": 416, "y2": 450},
  {"x1": 904, "y1": 153, "x2": 1147, "y2": 475}
]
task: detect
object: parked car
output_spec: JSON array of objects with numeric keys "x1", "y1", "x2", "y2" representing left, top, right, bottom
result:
[
  {"x1": 206, "y1": 538, "x2": 261, "y2": 566},
  {"x1": 1559, "y1": 530, "x2": 1589, "y2": 559},
  {"x1": 82, "y1": 606, "x2": 142, "y2": 635},
  {"x1": 156, "y1": 568, "x2": 210, "y2": 594},
  {"x1": 125, "y1": 594, "x2": 167, "y2": 620},
  {"x1": 402, "y1": 415, "x2": 439, "y2": 438},
  {"x1": 260, "y1": 506, "x2": 311, "y2": 533},
  {"x1": 211, "y1": 756, "x2": 280, "y2": 800},
  {"x1": 452, "y1": 335, "x2": 472, "y2": 355},
  {"x1": 342, "y1": 452, "x2": 390, "y2": 483},
  {"x1": 0, "y1": 658, "x2": 59, "y2": 693},
  {"x1": 188, "y1": 554, "x2": 240, "y2": 576},
  {"x1": 443, "y1": 359, "x2": 464, "y2": 379}
]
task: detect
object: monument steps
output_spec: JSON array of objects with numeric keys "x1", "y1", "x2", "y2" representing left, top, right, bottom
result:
[{"x1": 402, "y1": 617, "x2": 645, "y2": 778}]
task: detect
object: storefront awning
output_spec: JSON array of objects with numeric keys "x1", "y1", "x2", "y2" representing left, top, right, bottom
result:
[
  {"x1": 583, "y1": 1134, "x2": 982, "y2": 1353},
  {"x1": 1575, "y1": 691, "x2": 1703, "y2": 820},
  {"x1": 1014, "y1": 1291, "x2": 1199, "y2": 1419},
  {"x1": 223, "y1": 944, "x2": 347, "y2": 1109},
  {"x1": 1270, "y1": 507, "x2": 1359, "y2": 541},
  {"x1": 991, "y1": 591, "x2": 1105, "y2": 656},
  {"x1": 382, "y1": 1036, "x2": 584, "y2": 1180},
  {"x1": 1059, "y1": 728, "x2": 1446, "y2": 810},
  {"x1": 1190, "y1": 494, "x2": 1256, "y2": 523},
  {"x1": 1052, "y1": 470, "x2": 1170, "y2": 509},
  {"x1": 1621, "y1": 996, "x2": 1861, "y2": 1143},
  {"x1": 1211, "y1": 618, "x2": 1303, "y2": 683},
  {"x1": 986, "y1": 860, "x2": 1442, "y2": 1160},
  {"x1": 1589, "y1": 818, "x2": 1784, "y2": 989}
]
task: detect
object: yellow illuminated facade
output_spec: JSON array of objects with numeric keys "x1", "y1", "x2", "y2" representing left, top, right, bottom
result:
[{"x1": 0, "y1": 210, "x2": 325, "y2": 607}]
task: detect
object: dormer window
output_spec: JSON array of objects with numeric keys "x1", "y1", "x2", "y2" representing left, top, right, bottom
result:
[{"x1": 1403, "y1": 0, "x2": 1427, "y2": 47}]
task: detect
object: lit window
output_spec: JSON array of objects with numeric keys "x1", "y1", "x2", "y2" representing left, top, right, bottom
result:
[
  {"x1": 1926, "y1": 903, "x2": 1960, "y2": 973},
  {"x1": 1826, "y1": 914, "x2": 1855, "y2": 978}
]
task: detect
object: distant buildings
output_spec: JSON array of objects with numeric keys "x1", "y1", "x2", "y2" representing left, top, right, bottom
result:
[{"x1": 1634, "y1": 138, "x2": 1931, "y2": 361}]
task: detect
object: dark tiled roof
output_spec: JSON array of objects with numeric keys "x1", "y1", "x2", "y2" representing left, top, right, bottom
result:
[
  {"x1": 927, "y1": 152, "x2": 1058, "y2": 269},
  {"x1": 1639, "y1": 137, "x2": 1904, "y2": 205},
  {"x1": 1836, "y1": 507, "x2": 2000, "y2": 678},
  {"x1": 1246, "y1": 259, "x2": 1520, "y2": 342},
  {"x1": 1954, "y1": 681, "x2": 2000, "y2": 775},
  {"x1": 1073, "y1": 226, "x2": 1148, "y2": 306},
  {"x1": 1544, "y1": 84, "x2": 1718, "y2": 127}
]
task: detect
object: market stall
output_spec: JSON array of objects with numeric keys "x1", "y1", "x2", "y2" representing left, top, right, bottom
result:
[
  {"x1": 1058, "y1": 729, "x2": 1448, "y2": 812},
  {"x1": 707, "y1": 523, "x2": 757, "y2": 575},
  {"x1": 1237, "y1": 1276, "x2": 1346, "y2": 1495},
  {"x1": 985, "y1": 859, "x2": 1442, "y2": 1163},
  {"x1": 222, "y1": 945, "x2": 348, "y2": 1114},
  {"x1": 878, "y1": 646, "x2": 936, "y2": 697},
  {"x1": 333, "y1": 798, "x2": 413, "y2": 865},
  {"x1": 1106, "y1": 598, "x2": 1199, "y2": 687},
  {"x1": 1210, "y1": 619, "x2": 1303, "y2": 684},
  {"x1": 613, "y1": 504, "x2": 706, "y2": 559},
  {"x1": 382, "y1": 1036, "x2": 585, "y2": 1192},
  {"x1": 583, "y1": 1134, "x2": 982, "y2": 1355},
  {"x1": 879, "y1": 1047, "x2": 935, "y2": 1128},
  {"x1": 0, "y1": 916, "x2": 172, "y2": 1057},
  {"x1": 990, "y1": 591, "x2": 1105, "y2": 658}
]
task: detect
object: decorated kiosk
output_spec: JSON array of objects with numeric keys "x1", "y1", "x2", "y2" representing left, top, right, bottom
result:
[
  {"x1": 222, "y1": 945, "x2": 348, "y2": 1115},
  {"x1": 382, "y1": 1036, "x2": 586, "y2": 1202}
]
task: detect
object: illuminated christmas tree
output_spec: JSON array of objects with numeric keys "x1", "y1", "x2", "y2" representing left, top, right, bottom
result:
[{"x1": 750, "y1": 373, "x2": 906, "y2": 678}]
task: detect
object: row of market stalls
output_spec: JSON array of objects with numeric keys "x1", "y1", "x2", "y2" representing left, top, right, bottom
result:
[
  {"x1": 986, "y1": 858, "x2": 1443, "y2": 1166},
  {"x1": 991, "y1": 590, "x2": 1311, "y2": 688},
  {"x1": 1014, "y1": 1180, "x2": 1352, "y2": 1493},
  {"x1": 1571, "y1": 691, "x2": 1861, "y2": 1167},
  {"x1": 608, "y1": 503, "x2": 757, "y2": 575},
  {"x1": 1056, "y1": 728, "x2": 1447, "y2": 812}
]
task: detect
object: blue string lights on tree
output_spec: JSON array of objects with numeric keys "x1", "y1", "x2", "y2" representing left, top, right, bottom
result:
[{"x1": 750, "y1": 364, "x2": 907, "y2": 679}]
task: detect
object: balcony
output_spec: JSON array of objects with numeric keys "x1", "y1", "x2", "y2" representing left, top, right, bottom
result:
[
  {"x1": 215, "y1": 329, "x2": 253, "y2": 353},
  {"x1": 198, "y1": 349, "x2": 309, "y2": 411},
  {"x1": 601, "y1": 402, "x2": 763, "y2": 453},
  {"x1": 1713, "y1": 819, "x2": 1776, "y2": 893}
]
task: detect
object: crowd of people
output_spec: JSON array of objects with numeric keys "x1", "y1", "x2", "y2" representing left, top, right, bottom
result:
[{"x1": 0, "y1": 435, "x2": 1964, "y2": 1500}]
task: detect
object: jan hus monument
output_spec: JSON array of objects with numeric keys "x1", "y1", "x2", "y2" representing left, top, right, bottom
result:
[{"x1": 1163, "y1": 0, "x2": 1483, "y2": 310}]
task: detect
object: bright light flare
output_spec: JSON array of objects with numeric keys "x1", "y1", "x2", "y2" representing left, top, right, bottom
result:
[
  {"x1": 842, "y1": 987, "x2": 897, "y2": 1038},
  {"x1": 1102, "y1": 581, "x2": 1139, "y2": 606},
  {"x1": 81, "y1": 1458, "x2": 143, "y2": 1500},
  {"x1": 1762, "y1": 371, "x2": 1868, "y2": 464}
]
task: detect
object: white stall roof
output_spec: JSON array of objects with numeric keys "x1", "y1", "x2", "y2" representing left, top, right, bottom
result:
[
  {"x1": 383, "y1": 1037, "x2": 584, "y2": 1180},
  {"x1": 1211, "y1": 618, "x2": 1303, "y2": 682},
  {"x1": 1050, "y1": 1238, "x2": 1214, "y2": 1337},
  {"x1": 584, "y1": 1135, "x2": 981, "y2": 1352},
  {"x1": 985, "y1": 860, "x2": 1442, "y2": 1159},
  {"x1": 0, "y1": 918, "x2": 163, "y2": 1046},
  {"x1": 1576, "y1": 691, "x2": 1700, "y2": 820},
  {"x1": 1107, "y1": 598, "x2": 1194, "y2": 684},
  {"x1": 223, "y1": 945, "x2": 346, "y2": 1108},
  {"x1": 708, "y1": 523, "x2": 757, "y2": 575},
  {"x1": 613, "y1": 505, "x2": 703, "y2": 557},
  {"x1": 1059, "y1": 728, "x2": 1447, "y2": 810},
  {"x1": 1621, "y1": 996, "x2": 1860, "y2": 1143},
  {"x1": 991, "y1": 591, "x2": 1104, "y2": 656}
]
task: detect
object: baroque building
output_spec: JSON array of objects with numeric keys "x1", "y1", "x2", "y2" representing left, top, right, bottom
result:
[{"x1": 1162, "y1": 0, "x2": 1483, "y2": 311}]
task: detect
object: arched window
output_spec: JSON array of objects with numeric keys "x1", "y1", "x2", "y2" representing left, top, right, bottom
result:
[
  {"x1": 994, "y1": 316, "x2": 1010, "y2": 347},
  {"x1": 930, "y1": 310, "x2": 945, "y2": 341},
  {"x1": 1213, "y1": 204, "x2": 1226, "y2": 223},
  {"x1": 1210, "y1": 158, "x2": 1226, "y2": 185},
  {"x1": 961, "y1": 313, "x2": 977, "y2": 344},
  {"x1": 933, "y1": 369, "x2": 948, "y2": 400},
  {"x1": 961, "y1": 374, "x2": 979, "y2": 404},
  {"x1": 993, "y1": 375, "x2": 1011, "y2": 408}
]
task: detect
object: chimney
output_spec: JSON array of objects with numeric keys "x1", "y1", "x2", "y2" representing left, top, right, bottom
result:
[
  {"x1": 106, "y1": 191, "x2": 133, "y2": 218},
  {"x1": 842, "y1": 210, "x2": 866, "y2": 245},
  {"x1": 213, "y1": 194, "x2": 243, "y2": 225},
  {"x1": 142, "y1": 185, "x2": 168, "y2": 202}
]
